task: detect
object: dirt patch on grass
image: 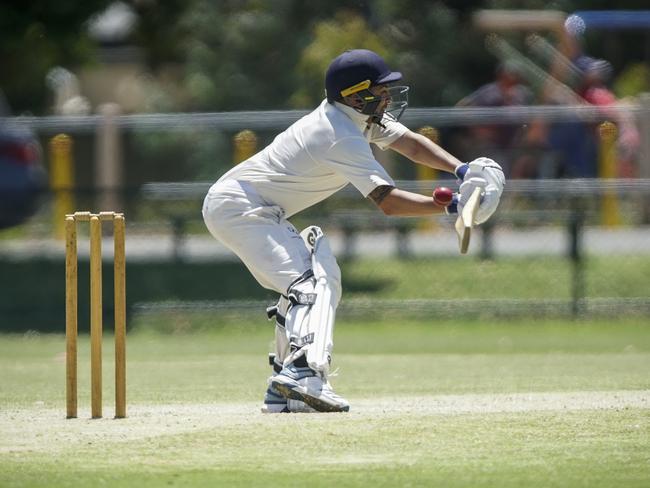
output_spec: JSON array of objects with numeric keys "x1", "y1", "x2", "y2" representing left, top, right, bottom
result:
[
  {"x1": 355, "y1": 390, "x2": 650, "y2": 415},
  {"x1": 1, "y1": 390, "x2": 648, "y2": 454}
]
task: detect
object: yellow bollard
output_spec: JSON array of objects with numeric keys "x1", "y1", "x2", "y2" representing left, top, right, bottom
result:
[
  {"x1": 50, "y1": 134, "x2": 75, "y2": 238},
  {"x1": 417, "y1": 127, "x2": 440, "y2": 230},
  {"x1": 416, "y1": 126, "x2": 440, "y2": 181},
  {"x1": 598, "y1": 121, "x2": 620, "y2": 227},
  {"x1": 233, "y1": 130, "x2": 258, "y2": 164}
]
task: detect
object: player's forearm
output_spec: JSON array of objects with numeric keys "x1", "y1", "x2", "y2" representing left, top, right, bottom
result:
[
  {"x1": 370, "y1": 186, "x2": 443, "y2": 216},
  {"x1": 390, "y1": 131, "x2": 463, "y2": 174},
  {"x1": 412, "y1": 134, "x2": 463, "y2": 174}
]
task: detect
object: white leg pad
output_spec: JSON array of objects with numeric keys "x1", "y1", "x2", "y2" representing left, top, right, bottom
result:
[
  {"x1": 283, "y1": 227, "x2": 341, "y2": 374},
  {"x1": 272, "y1": 295, "x2": 291, "y2": 365},
  {"x1": 274, "y1": 325, "x2": 289, "y2": 366}
]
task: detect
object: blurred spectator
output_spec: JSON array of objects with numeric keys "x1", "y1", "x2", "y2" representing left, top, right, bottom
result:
[
  {"x1": 546, "y1": 56, "x2": 609, "y2": 178},
  {"x1": 548, "y1": 55, "x2": 639, "y2": 178},
  {"x1": 456, "y1": 61, "x2": 533, "y2": 176},
  {"x1": 458, "y1": 61, "x2": 533, "y2": 108},
  {"x1": 575, "y1": 56, "x2": 615, "y2": 105},
  {"x1": 575, "y1": 56, "x2": 640, "y2": 177}
]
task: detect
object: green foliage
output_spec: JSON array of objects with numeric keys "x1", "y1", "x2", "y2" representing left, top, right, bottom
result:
[
  {"x1": 378, "y1": 2, "x2": 486, "y2": 105},
  {"x1": 130, "y1": 129, "x2": 230, "y2": 181},
  {"x1": 128, "y1": 0, "x2": 188, "y2": 69},
  {"x1": 3, "y1": 1, "x2": 649, "y2": 113},
  {"x1": 177, "y1": 0, "x2": 311, "y2": 110},
  {"x1": 175, "y1": 1, "x2": 490, "y2": 109},
  {"x1": 486, "y1": 0, "x2": 571, "y2": 9},
  {"x1": 613, "y1": 63, "x2": 650, "y2": 99},
  {"x1": 0, "y1": 0, "x2": 112, "y2": 113},
  {"x1": 291, "y1": 12, "x2": 391, "y2": 108}
]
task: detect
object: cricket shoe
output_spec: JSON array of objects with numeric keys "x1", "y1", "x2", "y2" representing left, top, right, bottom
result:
[
  {"x1": 261, "y1": 380, "x2": 315, "y2": 414},
  {"x1": 261, "y1": 383, "x2": 290, "y2": 413},
  {"x1": 271, "y1": 365, "x2": 350, "y2": 413}
]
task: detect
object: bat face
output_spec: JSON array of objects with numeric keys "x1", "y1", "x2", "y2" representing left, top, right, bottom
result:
[{"x1": 455, "y1": 187, "x2": 482, "y2": 254}]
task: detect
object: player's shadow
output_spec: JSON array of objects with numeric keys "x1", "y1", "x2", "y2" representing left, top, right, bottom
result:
[{"x1": 340, "y1": 275, "x2": 393, "y2": 294}]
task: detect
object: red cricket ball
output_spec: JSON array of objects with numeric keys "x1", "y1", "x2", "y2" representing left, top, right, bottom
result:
[{"x1": 433, "y1": 186, "x2": 454, "y2": 206}]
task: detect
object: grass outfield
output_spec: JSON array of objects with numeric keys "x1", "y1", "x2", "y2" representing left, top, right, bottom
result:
[
  {"x1": 341, "y1": 256, "x2": 650, "y2": 300},
  {"x1": 1, "y1": 318, "x2": 649, "y2": 487}
]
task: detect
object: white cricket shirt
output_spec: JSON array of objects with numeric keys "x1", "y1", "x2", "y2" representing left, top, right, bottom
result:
[{"x1": 216, "y1": 99, "x2": 408, "y2": 218}]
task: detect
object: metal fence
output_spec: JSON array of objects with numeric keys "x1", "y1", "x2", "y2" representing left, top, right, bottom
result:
[{"x1": 1, "y1": 103, "x2": 650, "y2": 328}]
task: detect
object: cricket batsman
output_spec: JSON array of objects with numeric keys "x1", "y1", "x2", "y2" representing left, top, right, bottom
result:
[{"x1": 202, "y1": 49, "x2": 505, "y2": 413}]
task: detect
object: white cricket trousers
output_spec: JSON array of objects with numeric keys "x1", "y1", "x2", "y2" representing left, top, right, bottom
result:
[{"x1": 202, "y1": 179, "x2": 312, "y2": 294}]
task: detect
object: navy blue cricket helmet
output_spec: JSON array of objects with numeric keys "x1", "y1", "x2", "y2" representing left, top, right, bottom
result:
[
  {"x1": 326, "y1": 49, "x2": 402, "y2": 102},
  {"x1": 325, "y1": 49, "x2": 408, "y2": 121}
]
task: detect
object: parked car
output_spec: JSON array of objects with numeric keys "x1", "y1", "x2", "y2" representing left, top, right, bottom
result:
[{"x1": 0, "y1": 94, "x2": 47, "y2": 230}]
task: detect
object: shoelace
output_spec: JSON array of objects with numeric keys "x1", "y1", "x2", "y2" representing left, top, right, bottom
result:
[{"x1": 327, "y1": 367, "x2": 340, "y2": 378}]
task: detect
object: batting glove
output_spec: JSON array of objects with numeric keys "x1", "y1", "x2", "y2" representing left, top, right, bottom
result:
[
  {"x1": 463, "y1": 157, "x2": 505, "y2": 193},
  {"x1": 456, "y1": 158, "x2": 505, "y2": 224}
]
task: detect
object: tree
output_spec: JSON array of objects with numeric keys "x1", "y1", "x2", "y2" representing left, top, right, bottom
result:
[
  {"x1": 0, "y1": 0, "x2": 112, "y2": 114},
  {"x1": 292, "y1": 11, "x2": 392, "y2": 108},
  {"x1": 374, "y1": 1, "x2": 489, "y2": 106},
  {"x1": 175, "y1": 0, "x2": 308, "y2": 111}
]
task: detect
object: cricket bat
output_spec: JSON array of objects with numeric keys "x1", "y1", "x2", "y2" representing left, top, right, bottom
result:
[{"x1": 454, "y1": 186, "x2": 482, "y2": 254}]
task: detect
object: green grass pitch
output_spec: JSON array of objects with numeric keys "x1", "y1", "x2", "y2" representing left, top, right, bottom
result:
[{"x1": 1, "y1": 317, "x2": 649, "y2": 487}]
